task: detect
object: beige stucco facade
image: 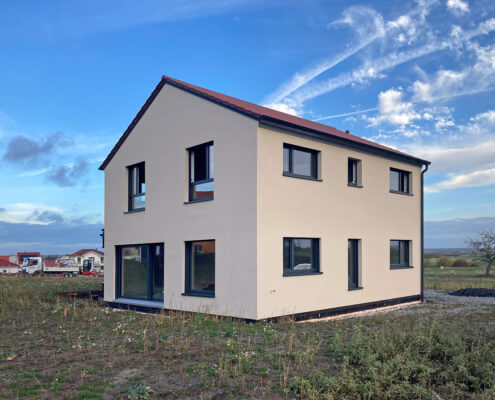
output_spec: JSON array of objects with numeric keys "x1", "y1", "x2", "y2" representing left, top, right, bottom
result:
[{"x1": 103, "y1": 81, "x2": 424, "y2": 320}]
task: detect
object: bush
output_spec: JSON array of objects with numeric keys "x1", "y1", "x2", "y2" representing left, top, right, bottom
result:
[
  {"x1": 436, "y1": 256, "x2": 453, "y2": 268},
  {"x1": 452, "y1": 258, "x2": 469, "y2": 268}
]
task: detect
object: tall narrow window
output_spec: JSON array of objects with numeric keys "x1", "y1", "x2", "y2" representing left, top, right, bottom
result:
[
  {"x1": 185, "y1": 240, "x2": 215, "y2": 297},
  {"x1": 189, "y1": 142, "x2": 214, "y2": 201},
  {"x1": 128, "y1": 162, "x2": 145, "y2": 211},
  {"x1": 390, "y1": 240, "x2": 410, "y2": 269},
  {"x1": 348, "y1": 239, "x2": 360, "y2": 290},
  {"x1": 348, "y1": 158, "x2": 361, "y2": 186},
  {"x1": 390, "y1": 168, "x2": 410, "y2": 194},
  {"x1": 283, "y1": 238, "x2": 320, "y2": 276},
  {"x1": 117, "y1": 243, "x2": 164, "y2": 301},
  {"x1": 283, "y1": 144, "x2": 318, "y2": 180}
]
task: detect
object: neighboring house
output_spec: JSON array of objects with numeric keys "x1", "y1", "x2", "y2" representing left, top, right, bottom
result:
[
  {"x1": 61, "y1": 249, "x2": 104, "y2": 270},
  {"x1": 0, "y1": 257, "x2": 19, "y2": 274},
  {"x1": 99, "y1": 75, "x2": 430, "y2": 321},
  {"x1": 17, "y1": 252, "x2": 41, "y2": 267}
]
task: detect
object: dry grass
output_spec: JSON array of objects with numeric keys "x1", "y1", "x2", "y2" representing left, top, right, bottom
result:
[{"x1": 0, "y1": 275, "x2": 494, "y2": 399}]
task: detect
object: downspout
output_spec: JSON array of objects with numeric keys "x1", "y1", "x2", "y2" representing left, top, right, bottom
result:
[{"x1": 420, "y1": 162, "x2": 429, "y2": 302}]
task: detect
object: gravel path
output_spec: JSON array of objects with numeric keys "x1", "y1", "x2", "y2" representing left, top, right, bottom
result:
[{"x1": 424, "y1": 289, "x2": 495, "y2": 305}]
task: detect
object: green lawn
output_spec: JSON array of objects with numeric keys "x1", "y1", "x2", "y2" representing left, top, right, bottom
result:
[
  {"x1": 0, "y1": 275, "x2": 494, "y2": 399},
  {"x1": 424, "y1": 265, "x2": 495, "y2": 290}
]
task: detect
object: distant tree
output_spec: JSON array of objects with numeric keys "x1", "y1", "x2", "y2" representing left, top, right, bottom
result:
[
  {"x1": 466, "y1": 232, "x2": 495, "y2": 276},
  {"x1": 436, "y1": 256, "x2": 453, "y2": 268},
  {"x1": 452, "y1": 258, "x2": 468, "y2": 268}
]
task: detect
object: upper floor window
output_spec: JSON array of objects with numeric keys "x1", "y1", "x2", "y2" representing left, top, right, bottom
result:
[
  {"x1": 283, "y1": 144, "x2": 318, "y2": 180},
  {"x1": 128, "y1": 162, "x2": 145, "y2": 211},
  {"x1": 390, "y1": 168, "x2": 410, "y2": 194},
  {"x1": 390, "y1": 240, "x2": 410, "y2": 269},
  {"x1": 348, "y1": 158, "x2": 362, "y2": 187},
  {"x1": 189, "y1": 142, "x2": 214, "y2": 202},
  {"x1": 283, "y1": 237, "x2": 320, "y2": 276}
]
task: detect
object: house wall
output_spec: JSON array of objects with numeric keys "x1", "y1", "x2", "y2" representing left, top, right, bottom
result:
[
  {"x1": 103, "y1": 84, "x2": 259, "y2": 319},
  {"x1": 71, "y1": 252, "x2": 104, "y2": 267},
  {"x1": 256, "y1": 124, "x2": 422, "y2": 319}
]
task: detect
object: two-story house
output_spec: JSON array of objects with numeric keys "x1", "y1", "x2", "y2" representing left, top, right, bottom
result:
[{"x1": 99, "y1": 76, "x2": 430, "y2": 321}]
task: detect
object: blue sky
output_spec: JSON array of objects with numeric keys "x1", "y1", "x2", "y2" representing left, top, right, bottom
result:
[{"x1": 1, "y1": 0, "x2": 494, "y2": 253}]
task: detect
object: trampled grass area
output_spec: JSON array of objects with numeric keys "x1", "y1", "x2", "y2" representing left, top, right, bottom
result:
[
  {"x1": 1, "y1": 275, "x2": 495, "y2": 399},
  {"x1": 424, "y1": 265, "x2": 495, "y2": 290}
]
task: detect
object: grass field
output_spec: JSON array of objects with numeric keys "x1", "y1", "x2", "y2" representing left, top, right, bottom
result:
[
  {"x1": 1, "y1": 275, "x2": 495, "y2": 399},
  {"x1": 424, "y1": 265, "x2": 495, "y2": 290}
]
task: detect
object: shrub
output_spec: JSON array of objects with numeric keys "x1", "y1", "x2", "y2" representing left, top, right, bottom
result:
[
  {"x1": 452, "y1": 258, "x2": 469, "y2": 267},
  {"x1": 436, "y1": 256, "x2": 453, "y2": 268}
]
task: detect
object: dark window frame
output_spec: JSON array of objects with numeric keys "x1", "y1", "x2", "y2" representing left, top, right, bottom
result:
[
  {"x1": 283, "y1": 143, "x2": 319, "y2": 180},
  {"x1": 390, "y1": 168, "x2": 411, "y2": 194},
  {"x1": 184, "y1": 240, "x2": 215, "y2": 298},
  {"x1": 127, "y1": 162, "x2": 146, "y2": 211},
  {"x1": 390, "y1": 240, "x2": 411, "y2": 269},
  {"x1": 348, "y1": 158, "x2": 361, "y2": 187},
  {"x1": 348, "y1": 239, "x2": 362, "y2": 290},
  {"x1": 188, "y1": 141, "x2": 214, "y2": 202},
  {"x1": 283, "y1": 237, "x2": 321, "y2": 276},
  {"x1": 115, "y1": 243, "x2": 164, "y2": 302}
]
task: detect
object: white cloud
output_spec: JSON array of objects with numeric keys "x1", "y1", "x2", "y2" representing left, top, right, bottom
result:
[
  {"x1": 426, "y1": 168, "x2": 495, "y2": 192},
  {"x1": 0, "y1": 203, "x2": 63, "y2": 225},
  {"x1": 368, "y1": 89, "x2": 421, "y2": 126},
  {"x1": 264, "y1": 102, "x2": 299, "y2": 116},
  {"x1": 412, "y1": 42, "x2": 495, "y2": 103},
  {"x1": 289, "y1": 18, "x2": 495, "y2": 107},
  {"x1": 446, "y1": 0, "x2": 470, "y2": 16},
  {"x1": 263, "y1": 0, "x2": 436, "y2": 106}
]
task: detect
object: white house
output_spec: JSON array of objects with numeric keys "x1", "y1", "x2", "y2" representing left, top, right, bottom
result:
[{"x1": 99, "y1": 75, "x2": 430, "y2": 321}]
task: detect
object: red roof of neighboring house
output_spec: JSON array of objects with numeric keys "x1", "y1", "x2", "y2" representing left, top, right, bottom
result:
[
  {"x1": 44, "y1": 260, "x2": 57, "y2": 267},
  {"x1": 99, "y1": 75, "x2": 430, "y2": 171},
  {"x1": 0, "y1": 258, "x2": 18, "y2": 267},
  {"x1": 17, "y1": 252, "x2": 41, "y2": 262},
  {"x1": 69, "y1": 249, "x2": 104, "y2": 257}
]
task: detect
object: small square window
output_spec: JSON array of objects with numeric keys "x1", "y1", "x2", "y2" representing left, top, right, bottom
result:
[
  {"x1": 390, "y1": 240, "x2": 410, "y2": 268},
  {"x1": 283, "y1": 238, "x2": 320, "y2": 276},
  {"x1": 390, "y1": 168, "x2": 410, "y2": 194},
  {"x1": 128, "y1": 162, "x2": 145, "y2": 211},
  {"x1": 283, "y1": 144, "x2": 318, "y2": 180}
]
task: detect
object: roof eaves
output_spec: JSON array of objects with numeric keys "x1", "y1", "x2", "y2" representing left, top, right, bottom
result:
[{"x1": 259, "y1": 116, "x2": 430, "y2": 166}]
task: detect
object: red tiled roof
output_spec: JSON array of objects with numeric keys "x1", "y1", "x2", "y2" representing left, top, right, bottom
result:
[
  {"x1": 17, "y1": 252, "x2": 41, "y2": 262},
  {"x1": 99, "y1": 76, "x2": 430, "y2": 170},
  {"x1": 0, "y1": 259, "x2": 18, "y2": 267}
]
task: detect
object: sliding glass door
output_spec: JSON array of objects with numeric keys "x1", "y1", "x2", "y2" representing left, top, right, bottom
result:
[{"x1": 117, "y1": 243, "x2": 164, "y2": 301}]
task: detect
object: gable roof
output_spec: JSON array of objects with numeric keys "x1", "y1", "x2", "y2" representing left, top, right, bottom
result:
[
  {"x1": 99, "y1": 75, "x2": 430, "y2": 170},
  {"x1": 69, "y1": 249, "x2": 104, "y2": 257}
]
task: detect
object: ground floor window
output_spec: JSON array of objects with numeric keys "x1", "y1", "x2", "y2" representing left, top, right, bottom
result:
[
  {"x1": 283, "y1": 238, "x2": 320, "y2": 276},
  {"x1": 185, "y1": 240, "x2": 215, "y2": 297},
  {"x1": 116, "y1": 243, "x2": 164, "y2": 301},
  {"x1": 390, "y1": 240, "x2": 410, "y2": 269},
  {"x1": 348, "y1": 239, "x2": 360, "y2": 290}
]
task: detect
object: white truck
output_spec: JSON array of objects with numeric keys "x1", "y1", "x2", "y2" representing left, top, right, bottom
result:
[{"x1": 21, "y1": 257, "x2": 79, "y2": 276}]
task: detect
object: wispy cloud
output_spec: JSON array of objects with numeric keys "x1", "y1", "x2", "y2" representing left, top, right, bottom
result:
[
  {"x1": 426, "y1": 168, "x2": 495, "y2": 192},
  {"x1": 313, "y1": 107, "x2": 378, "y2": 121},
  {"x1": 263, "y1": 0, "x2": 437, "y2": 113},
  {"x1": 288, "y1": 18, "x2": 495, "y2": 107}
]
